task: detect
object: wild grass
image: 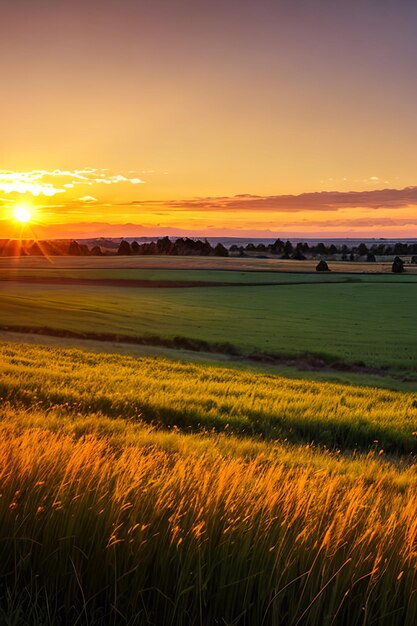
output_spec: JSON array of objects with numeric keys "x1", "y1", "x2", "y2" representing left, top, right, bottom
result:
[
  {"x1": 1, "y1": 342, "x2": 416, "y2": 453},
  {"x1": 1, "y1": 341, "x2": 416, "y2": 624},
  {"x1": 0, "y1": 424, "x2": 416, "y2": 625}
]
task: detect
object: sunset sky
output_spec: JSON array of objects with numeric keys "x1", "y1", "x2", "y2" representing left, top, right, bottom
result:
[{"x1": 2, "y1": 0, "x2": 417, "y2": 239}]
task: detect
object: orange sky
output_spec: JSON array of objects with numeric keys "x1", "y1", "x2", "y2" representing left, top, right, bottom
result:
[{"x1": 2, "y1": 1, "x2": 417, "y2": 239}]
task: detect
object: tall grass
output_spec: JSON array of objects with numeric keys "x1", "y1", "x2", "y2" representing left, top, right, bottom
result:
[
  {"x1": 1, "y1": 342, "x2": 416, "y2": 452},
  {"x1": 1, "y1": 341, "x2": 416, "y2": 624},
  {"x1": 0, "y1": 428, "x2": 416, "y2": 625}
]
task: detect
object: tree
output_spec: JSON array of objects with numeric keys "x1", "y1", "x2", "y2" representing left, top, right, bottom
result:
[
  {"x1": 156, "y1": 236, "x2": 173, "y2": 254},
  {"x1": 68, "y1": 240, "x2": 82, "y2": 255},
  {"x1": 284, "y1": 240, "x2": 293, "y2": 255},
  {"x1": 366, "y1": 253, "x2": 376, "y2": 262},
  {"x1": 392, "y1": 256, "x2": 405, "y2": 273},
  {"x1": 358, "y1": 243, "x2": 368, "y2": 256},
  {"x1": 394, "y1": 242, "x2": 408, "y2": 255},
  {"x1": 214, "y1": 243, "x2": 228, "y2": 257},
  {"x1": 131, "y1": 241, "x2": 140, "y2": 254},
  {"x1": 91, "y1": 245, "x2": 102, "y2": 256},
  {"x1": 292, "y1": 249, "x2": 306, "y2": 260},
  {"x1": 316, "y1": 242, "x2": 328, "y2": 255},
  {"x1": 117, "y1": 240, "x2": 131, "y2": 255},
  {"x1": 316, "y1": 259, "x2": 330, "y2": 272},
  {"x1": 269, "y1": 238, "x2": 284, "y2": 255}
]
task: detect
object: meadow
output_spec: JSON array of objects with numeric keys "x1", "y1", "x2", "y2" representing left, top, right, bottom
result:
[
  {"x1": 1, "y1": 258, "x2": 416, "y2": 624},
  {"x1": 1, "y1": 277, "x2": 416, "y2": 372},
  {"x1": 0, "y1": 341, "x2": 416, "y2": 625},
  {"x1": 1, "y1": 342, "x2": 417, "y2": 452}
]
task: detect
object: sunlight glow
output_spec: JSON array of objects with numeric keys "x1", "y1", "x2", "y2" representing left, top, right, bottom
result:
[{"x1": 13, "y1": 205, "x2": 32, "y2": 223}]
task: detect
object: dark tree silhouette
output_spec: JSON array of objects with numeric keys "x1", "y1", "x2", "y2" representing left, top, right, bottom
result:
[
  {"x1": 156, "y1": 237, "x2": 174, "y2": 254},
  {"x1": 214, "y1": 243, "x2": 228, "y2": 257},
  {"x1": 117, "y1": 240, "x2": 131, "y2": 255},
  {"x1": 68, "y1": 241, "x2": 82, "y2": 255},
  {"x1": 292, "y1": 249, "x2": 306, "y2": 260},
  {"x1": 284, "y1": 240, "x2": 294, "y2": 255},
  {"x1": 392, "y1": 256, "x2": 405, "y2": 273},
  {"x1": 316, "y1": 259, "x2": 330, "y2": 272}
]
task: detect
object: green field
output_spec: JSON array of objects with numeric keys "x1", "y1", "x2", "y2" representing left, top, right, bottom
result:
[
  {"x1": 2, "y1": 265, "x2": 417, "y2": 284},
  {"x1": 0, "y1": 342, "x2": 416, "y2": 625},
  {"x1": 1, "y1": 278, "x2": 416, "y2": 371}
]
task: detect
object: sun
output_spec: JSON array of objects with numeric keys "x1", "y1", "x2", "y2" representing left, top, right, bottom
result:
[{"x1": 13, "y1": 205, "x2": 32, "y2": 223}]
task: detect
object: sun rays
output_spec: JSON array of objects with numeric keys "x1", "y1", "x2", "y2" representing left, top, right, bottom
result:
[{"x1": 13, "y1": 204, "x2": 32, "y2": 224}]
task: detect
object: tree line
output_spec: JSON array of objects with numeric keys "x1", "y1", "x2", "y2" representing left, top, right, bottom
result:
[
  {"x1": 117, "y1": 237, "x2": 228, "y2": 257},
  {"x1": 1, "y1": 237, "x2": 417, "y2": 270}
]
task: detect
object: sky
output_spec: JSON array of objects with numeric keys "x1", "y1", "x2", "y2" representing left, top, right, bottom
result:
[{"x1": 1, "y1": 0, "x2": 417, "y2": 239}]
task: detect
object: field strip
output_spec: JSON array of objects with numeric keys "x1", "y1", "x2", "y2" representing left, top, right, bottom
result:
[
  {"x1": 0, "y1": 276, "x2": 401, "y2": 288},
  {"x1": 0, "y1": 322, "x2": 408, "y2": 381},
  {"x1": 1, "y1": 340, "x2": 417, "y2": 453}
]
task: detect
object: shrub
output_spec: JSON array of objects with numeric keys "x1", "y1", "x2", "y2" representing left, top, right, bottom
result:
[{"x1": 316, "y1": 259, "x2": 330, "y2": 271}]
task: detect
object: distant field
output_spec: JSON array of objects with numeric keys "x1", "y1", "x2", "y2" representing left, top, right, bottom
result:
[
  {"x1": 1, "y1": 278, "x2": 416, "y2": 371},
  {"x1": 1, "y1": 266, "x2": 417, "y2": 284},
  {"x1": 0, "y1": 342, "x2": 416, "y2": 625},
  {"x1": 1, "y1": 254, "x2": 417, "y2": 273}
]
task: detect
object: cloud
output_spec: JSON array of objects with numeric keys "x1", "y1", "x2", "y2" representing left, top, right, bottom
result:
[
  {"x1": 79, "y1": 196, "x2": 98, "y2": 203},
  {"x1": 0, "y1": 171, "x2": 65, "y2": 197},
  {"x1": 283, "y1": 216, "x2": 417, "y2": 229},
  {"x1": 131, "y1": 186, "x2": 417, "y2": 213},
  {"x1": 0, "y1": 169, "x2": 145, "y2": 197}
]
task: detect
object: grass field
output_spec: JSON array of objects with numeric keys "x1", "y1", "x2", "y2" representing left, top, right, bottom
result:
[
  {"x1": 1, "y1": 254, "x2": 417, "y2": 273},
  {"x1": 0, "y1": 342, "x2": 416, "y2": 625},
  {"x1": 2, "y1": 342, "x2": 417, "y2": 452},
  {"x1": 1, "y1": 257, "x2": 416, "y2": 624},
  {"x1": 2, "y1": 265, "x2": 417, "y2": 284},
  {"x1": 1, "y1": 279, "x2": 416, "y2": 372}
]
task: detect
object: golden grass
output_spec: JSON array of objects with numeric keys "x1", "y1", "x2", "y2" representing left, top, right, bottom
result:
[
  {"x1": 0, "y1": 426, "x2": 416, "y2": 625},
  {"x1": 1, "y1": 341, "x2": 416, "y2": 624},
  {"x1": 1, "y1": 342, "x2": 416, "y2": 452}
]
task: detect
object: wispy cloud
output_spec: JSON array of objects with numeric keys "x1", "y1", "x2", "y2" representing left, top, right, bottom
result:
[
  {"x1": 0, "y1": 169, "x2": 145, "y2": 197},
  {"x1": 78, "y1": 196, "x2": 98, "y2": 203},
  {"x1": 283, "y1": 216, "x2": 417, "y2": 229},
  {"x1": 131, "y1": 186, "x2": 417, "y2": 213}
]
